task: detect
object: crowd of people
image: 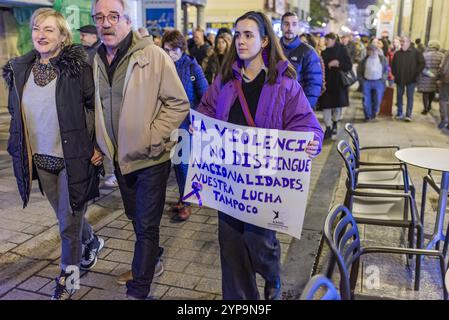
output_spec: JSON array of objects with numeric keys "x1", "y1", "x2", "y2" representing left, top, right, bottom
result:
[{"x1": 2, "y1": 0, "x2": 449, "y2": 301}]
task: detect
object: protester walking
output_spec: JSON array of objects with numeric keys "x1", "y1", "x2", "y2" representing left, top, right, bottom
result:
[
  {"x1": 318, "y1": 32, "x2": 353, "y2": 140},
  {"x1": 418, "y1": 40, "x2": 445, "y2": 114},
  {"x1": 392, "y1": 36, "x2": 425, "y2": 121},
  {"x1": 161, "y1": 30, "x2": 208, "y2": 221},
  {"x1": 91, "y1": 0, "x2": 189, "y2": 299},
  {"x1": 197, "y1": 11, "x2": 323, "y2": 300}
]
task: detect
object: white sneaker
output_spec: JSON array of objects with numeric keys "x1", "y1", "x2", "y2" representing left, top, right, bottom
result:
[{"x1": 104, "y1": 175, "x2": 119, "y2": 188}]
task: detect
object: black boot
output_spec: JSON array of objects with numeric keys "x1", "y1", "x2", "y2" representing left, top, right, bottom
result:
[
  {"x1": 324, "y1": 127, "x2": 332, "y2": 140},
  {"x1": 332, "y1": 121, "x2": 338, "y2": 136}
]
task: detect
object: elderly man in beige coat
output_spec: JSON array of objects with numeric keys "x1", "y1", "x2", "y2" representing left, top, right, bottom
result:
[{"x1": 92, "y1": 0, "x2": 189, "y2": 299}]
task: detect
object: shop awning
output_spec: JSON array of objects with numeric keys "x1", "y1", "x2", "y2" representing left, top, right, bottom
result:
[{"x1": 0, "y1": 0, "x2": 54, "y2": 7}]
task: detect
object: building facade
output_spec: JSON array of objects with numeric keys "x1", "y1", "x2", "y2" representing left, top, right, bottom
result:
[{"x1": 394, "y1": 0, "x2": 449, "y2": 49}]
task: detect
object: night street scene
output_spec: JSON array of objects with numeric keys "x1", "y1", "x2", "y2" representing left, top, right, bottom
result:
[{"x1": 0, "y1": 0, "x2": 448, "y2": 308}]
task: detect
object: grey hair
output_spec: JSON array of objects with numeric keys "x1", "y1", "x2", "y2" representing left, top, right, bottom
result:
[{"x1": 91, "y1": 0, "x2": 131, "y2": 20}]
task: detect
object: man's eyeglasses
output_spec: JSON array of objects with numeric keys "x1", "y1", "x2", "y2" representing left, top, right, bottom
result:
[{"x1": 92, "y1": 13, "x2": 123, "y2": 25}]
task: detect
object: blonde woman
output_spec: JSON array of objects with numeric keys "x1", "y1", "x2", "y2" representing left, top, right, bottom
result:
[{"x1": 2, "y1": 8, "x2": 104, "y2": 300}]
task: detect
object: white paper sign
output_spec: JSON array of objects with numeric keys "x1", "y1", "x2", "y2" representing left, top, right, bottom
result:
[{"x1": 180, "y1": 110, "x2": 314, "y2": 240}]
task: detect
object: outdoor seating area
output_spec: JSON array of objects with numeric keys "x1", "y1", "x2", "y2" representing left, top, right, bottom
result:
[{"x1": 303, "y1": 123, "x2": 449, "y2": 300}]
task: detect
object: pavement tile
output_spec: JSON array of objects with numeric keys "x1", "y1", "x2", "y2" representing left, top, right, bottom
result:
[
  {"x1": 185, "y1": 214, "x2": 210, "y2": 223},
  {"x1": 195, "y1": 278, "x2": 222, "y2": 295},
  {"x1": 98, "y1": 247, "x2": 113, "y2": 260},
  {"x1": 92, "y1": 259, "x2": 120, "y2": 274},
  {"x1": 110, "y1": 263, "x2": 132, "y2": 276},
  {"x1": 162, "y1": 287, "x2": 218, "y2": 300},
  {"x1": 21, "y1": 225, "x2": 48, "y2": 236},
  {"x1": 17, "y1": 276, "x2": 52, "y2": 292},
  {"x1": 154, "y1": 270, "x2": 201, "y2": 289},
  {"x1": 181, "y1": 222, "x2": 218, "y2": 233},
  {"x1": 104, "y1": 238, "x2": 135, "y2": 252},
  {"x1": 0, "y1": 218, "x2": 30, "y2": 232},
  {"x1": 159, "y1": 227, "x2": 196, "y2": 238},
  {"x1": 163, "y1": 237, "x2": 206, "y2": 250},
  {"x1": 1, "y1": 289, "x2": 49, "y2": 300},
  {"x1": 97, "y1": 227, "x2": 134, "y2": 240},
  {"x1": 184, "y1": 262, "x2": 221, "y2": 280},
  {"x1": 0, "y1": 242, "x2": 17, "y2": 254},
  {"x1": 0, "y1": 228, "x2": 33, "y2": 244},
  {"x1": 162, "y1": 258, "x2": 190, "y2": 273},
  {"x1": 103, "y1": 250, "x2": 134, "y2": 264},
  {"x1": 107, "y1": 220, "x2": 129, "y2": 229},
  {"x1": 80, "y1": 272, "x2": 124, "y2": 291},
  {"x1": 189, "y1": 231, "x2": 218, "y2": 242},
  {"x1": 82, "y1": 288, "x2": 127, "y2": 300}
]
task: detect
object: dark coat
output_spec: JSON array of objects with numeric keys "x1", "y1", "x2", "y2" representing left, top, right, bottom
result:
[
  {"x1": 204, "y1": 53, "x2": 225, "y2": 84},
  {"x1": 85, "y1": 40, "x2": 102, "y2": 66},
  {"x1": 281, "y1": 36, "x2": 324, "y2": 108},
  {"x1": 392, "y1": 47, "x2": 425, "y2": 86},
  {"x1": 318, "y1": 42, "x2": 353, "y2": 109},
  {"x1": 175, "y1": 53, "x2": 208, "y2": 110},
  {"x1": 2, "y1": 45, "x2": 99, "y2": 211}
]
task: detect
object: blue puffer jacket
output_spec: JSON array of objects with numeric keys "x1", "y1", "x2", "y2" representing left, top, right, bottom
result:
[
  {"x1": 281, "y1": 36, "x2": 323, "y2": 108},
  {"x1": 175, "y1": 53, "x2": 208, "y2": 111}
]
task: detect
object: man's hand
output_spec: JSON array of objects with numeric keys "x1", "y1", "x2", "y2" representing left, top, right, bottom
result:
[
  {"x1": 306, "y1": 140, "x2": 320, "y2": 159},
  {"x1": 91, "y1": 148, "x2": 104, "y2": 166}
]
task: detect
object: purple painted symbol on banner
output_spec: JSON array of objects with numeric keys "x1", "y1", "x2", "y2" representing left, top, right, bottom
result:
[{"x1": 182, "y1": 182, "x2": 203, "y2": 206}]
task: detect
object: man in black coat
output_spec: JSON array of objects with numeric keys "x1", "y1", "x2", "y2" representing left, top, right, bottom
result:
[
  {"x1": 78, "y1": 25, "x2": 101, "y2": 66},
  {"x1": 392, "y1": 36, "x2": 425, "y2": 121}
]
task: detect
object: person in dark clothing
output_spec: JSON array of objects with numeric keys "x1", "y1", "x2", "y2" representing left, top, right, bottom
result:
[
  {"x1": 3, "y1": 8, "x2": 104, "y2": 300},
  {"x1": 203, "y1": 32, "x2": 232, "y2": 83},
  {"x1": 280, "y1": 12, "x2": 323, "y2": 109},
  {"x1": 189, "y1": 28, "x2": 211, "y2": 67},
  {"x1": 415, "y1": 38, "x2": 426, "y2": 54},
  {"x1": 161, "y1": 30, "x2": 208, "y2": 221},
  {"x1": 318, "y1": 32, "x2": 353, "y2": 140},
  {"x1": 341, "y1": 34, "x2": 357, "y2": 63},
  {"x1": 392, "y1": 36, "x2": 426, "y2": 121},
  {"x1": 78, "y1": 24, "x2": 101, "y2": 66}
]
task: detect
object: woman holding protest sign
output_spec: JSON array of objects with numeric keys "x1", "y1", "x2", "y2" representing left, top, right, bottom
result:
[{"x1": 196, "y1": 11, "x2": 323, "y2": 300}]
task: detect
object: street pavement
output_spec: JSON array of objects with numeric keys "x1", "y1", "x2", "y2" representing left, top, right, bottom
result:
[{"x1": 0, "y1": 90, "x2": 448, "y2": 300}]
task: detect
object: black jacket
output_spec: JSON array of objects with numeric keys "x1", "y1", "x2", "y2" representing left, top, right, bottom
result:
[
  {"x1": 392, "y1": 47, "x2": 425, "y2": 86},
  {"x1": 318, "y1": 42, "x2": 353, "y2": 109},
  {"x1": 85, "y1": 40, "x2": 102, "y2": 66},
  {"x1": 2, "y1": 45, "x2": 99, "y2": 211}
]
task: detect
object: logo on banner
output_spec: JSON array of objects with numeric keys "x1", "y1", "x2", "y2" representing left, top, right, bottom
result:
[{"x1": 268, "y1": 210, "x2": 287, "y2": 231}]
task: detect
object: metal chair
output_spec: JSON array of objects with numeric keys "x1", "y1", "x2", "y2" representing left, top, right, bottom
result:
[
  {"x1": 420, "y1": 170, "x2": 449, "y2": 257},
  {"x1": 300, "y1": 275, "x2": 341, "y2": 300},
  {"x1": 344, "y1": 123, "x2": 415, "y2": 196},
  {"x1": 323, "y1": 205, "x2": 447, "y2": 300},
  {"x1": 337, "y1": 140, "x2": 424, "y2": 282}
]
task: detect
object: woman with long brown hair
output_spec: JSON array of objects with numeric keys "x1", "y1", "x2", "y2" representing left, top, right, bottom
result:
[{"x1": 197, "y1": 11, "x2": 323, "y2": 300}]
